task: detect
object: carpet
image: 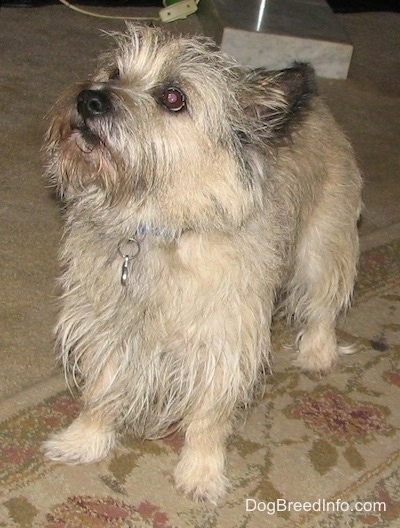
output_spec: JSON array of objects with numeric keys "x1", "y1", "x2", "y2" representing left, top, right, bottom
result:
[{"x1": 1, "y1": 239, "x2": 399, "y2": 528}]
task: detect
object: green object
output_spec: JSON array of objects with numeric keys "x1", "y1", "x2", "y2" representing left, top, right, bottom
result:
[{"x1": 164, "y1": 0, "x2": 183, "y2": 6}]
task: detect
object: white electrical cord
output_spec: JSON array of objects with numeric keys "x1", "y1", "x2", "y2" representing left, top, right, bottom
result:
[{"x1": 58, "y1": 0, "x2": 161, "y2": 21}]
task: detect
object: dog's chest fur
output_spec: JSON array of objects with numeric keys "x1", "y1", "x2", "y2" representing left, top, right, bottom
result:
[{"x1": 58, "y1": 202, "x2": 275, "y2": 436}]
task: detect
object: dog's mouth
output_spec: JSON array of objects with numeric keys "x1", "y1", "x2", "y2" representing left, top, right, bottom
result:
[{"x1": 72, "y1": 119, "x2": 102, "y2": 147}]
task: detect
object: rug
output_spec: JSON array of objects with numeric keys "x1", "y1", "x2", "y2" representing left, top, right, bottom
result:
[{"x1": 1, "y1": 239, "x2": 399, "y2": 528}]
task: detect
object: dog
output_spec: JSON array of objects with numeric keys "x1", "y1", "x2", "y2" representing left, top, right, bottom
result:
[{"x1": 43, "y1": 24, "x2": 362, "y2": 503}]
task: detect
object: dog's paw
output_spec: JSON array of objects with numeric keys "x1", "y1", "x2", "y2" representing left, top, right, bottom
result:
[
  {"x1": 43, "y1": 415, "x2": 116, "y2": 464},
  {"x1": 174, "y1": 455, "x2": 229, "y2": 504},
  {"x1": 294, "y1": 326, "x2": 340, "y2": 373},
  {"x1": 294, "y1": 348, "x2": 338, "y2": 373}
]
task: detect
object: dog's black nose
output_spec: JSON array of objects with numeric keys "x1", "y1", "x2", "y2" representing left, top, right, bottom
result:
[{"x1": 77, "y1": 89, "x2": 112, "y2": 119}]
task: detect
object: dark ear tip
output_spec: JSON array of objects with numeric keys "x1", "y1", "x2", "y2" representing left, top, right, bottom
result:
[
  {"x1": 291, "y1": 61, "x2": 315, "y2": 73},
  {"x1": 240, "y1": 61, "x2": 318, "y2": 142},
  {"x1": 290, "y1": 62, "x2": 318, "y2": 96}
]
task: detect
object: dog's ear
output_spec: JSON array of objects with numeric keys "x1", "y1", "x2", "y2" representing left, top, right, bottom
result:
[{"x1": 242, "y1": 62, "x2": 317, "y2": 141}]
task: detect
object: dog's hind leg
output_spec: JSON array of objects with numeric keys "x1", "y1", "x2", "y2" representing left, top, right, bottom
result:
[{"x1": 286, "y1": 191, "x2": 360, "y2": 372}]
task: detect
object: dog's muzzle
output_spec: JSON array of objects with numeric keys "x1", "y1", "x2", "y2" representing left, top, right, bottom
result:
[{"x1": 77, "y1": 89, "x2": 112, "y2": 120}]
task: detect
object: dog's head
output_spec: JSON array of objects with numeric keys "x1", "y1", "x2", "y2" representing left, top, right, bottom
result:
[{"x1": 45, "y1": 24, "x2": 316, "y2": 233}]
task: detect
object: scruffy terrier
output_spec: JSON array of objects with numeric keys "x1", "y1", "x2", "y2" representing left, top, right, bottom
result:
[{"x1": 43, "y1": 24, "x2": 362, "y2": 503}]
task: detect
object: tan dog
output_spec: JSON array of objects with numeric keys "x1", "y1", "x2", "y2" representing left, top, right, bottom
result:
[{"x1": 43, "y1": 24, "x2": 362, "y2": 503}]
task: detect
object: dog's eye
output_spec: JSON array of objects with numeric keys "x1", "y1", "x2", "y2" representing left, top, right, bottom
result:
[
  {"x1": 109, "y1": 68, "x2": 120, "y2": 81},
  {"x1": 160, "y1": 87, "x2": 186, "y2": 112}
]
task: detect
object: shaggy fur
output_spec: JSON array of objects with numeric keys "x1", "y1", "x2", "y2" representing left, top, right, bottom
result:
[{"x1": 43, "y1": 24, "x2": 362, "y2": 503}]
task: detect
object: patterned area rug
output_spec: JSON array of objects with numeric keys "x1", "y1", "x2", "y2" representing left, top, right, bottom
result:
[{"x1": 1, "y1": 239, "x2": 399, "y2": 528}]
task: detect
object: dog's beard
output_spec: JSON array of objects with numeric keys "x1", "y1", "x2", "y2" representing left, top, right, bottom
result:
[{"x1": 46, "y1": 104, "x2": 151, "y2": 203}]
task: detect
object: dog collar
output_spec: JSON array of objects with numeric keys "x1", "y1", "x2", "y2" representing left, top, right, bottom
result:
[
  {"x1": 117, "y1": 223, "x2": 179, "y2": 286},
  {"x1": 117, "y1": 236, "x2": 141, "y2": 286}
]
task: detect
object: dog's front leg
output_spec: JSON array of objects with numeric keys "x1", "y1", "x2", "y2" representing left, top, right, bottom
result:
[
  {"x1": 43, "y1": 360, "x2": 118, "y2": 465},
  {"x1": 43, "y1": 409, "x2": 116, "y2": 465},
  {"x1": 175, "y1": 409, "x2": 232, "y2": 504}
]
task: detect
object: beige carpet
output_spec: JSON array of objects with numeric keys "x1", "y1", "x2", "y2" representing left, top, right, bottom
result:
[{"x1": 1, "y1": 240, "x2": 400, "y2": 527}]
